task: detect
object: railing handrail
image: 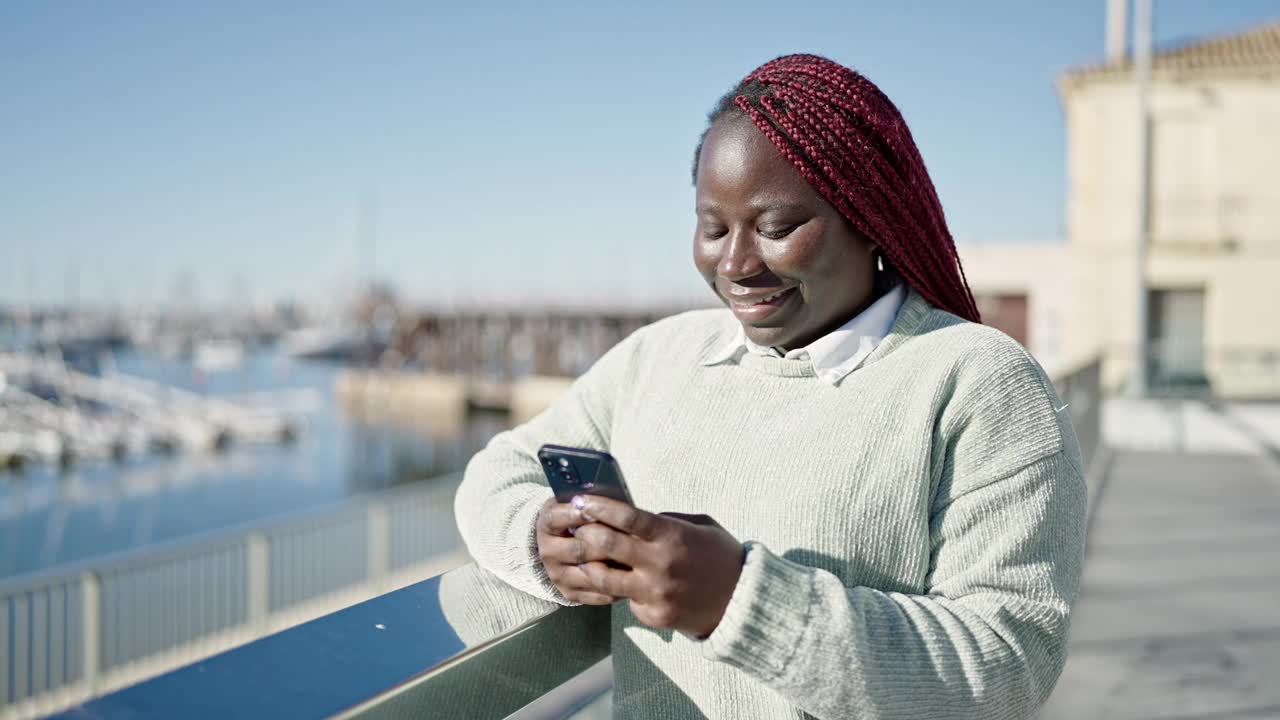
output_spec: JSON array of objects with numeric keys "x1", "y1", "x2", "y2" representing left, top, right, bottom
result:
[
  {"x1": 47, "y1": 564, "x2": 611, "y2": 720},
  {"x1": 0, "y1": 471, "x2": 463, "y2": 594},
  {"x1": 327, "y1": 602, "x2": 562, "y2": 719}
]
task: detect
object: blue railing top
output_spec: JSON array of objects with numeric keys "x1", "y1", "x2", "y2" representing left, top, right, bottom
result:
[{"x1": 50, "y1": 563, "x2": 564, "y2": 719}]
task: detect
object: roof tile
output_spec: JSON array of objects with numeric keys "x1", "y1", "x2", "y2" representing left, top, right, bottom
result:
[{"x1": 1064, "y1": 20, "x2": 1280, "y2": 81}]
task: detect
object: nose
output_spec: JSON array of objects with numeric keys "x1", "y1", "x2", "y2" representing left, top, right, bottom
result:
[{"x1": 717, "y1": 228, "x2": 766, "y2": 281}]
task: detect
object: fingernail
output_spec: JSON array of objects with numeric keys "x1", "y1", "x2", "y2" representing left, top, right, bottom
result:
[
  {"x1": 571, "y1": 495, "x2": 596, "y2": 520},
  {"x1": 567, "y1": 527, "x2": 576, "y2": 536}
]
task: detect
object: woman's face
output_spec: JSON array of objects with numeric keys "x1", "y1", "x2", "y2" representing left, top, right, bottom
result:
[{"x1": 693, "y1": 115, "x2": 878, "y2": 351}]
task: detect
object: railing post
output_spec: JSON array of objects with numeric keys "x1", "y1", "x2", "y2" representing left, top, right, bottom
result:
[
  {"x1": 0, "y1": 595, "x2": 7, "y2": 706},
  {"x1": 81, "y1": 571, "x2": 100, "y2": 694},
  {"x1": 246, "y1": 533, "x2": 269, "y2": 633},
  {"x1": 32, "y1": 588, "x2": 47, "y2": 697},
  {"x1": 13, "y1": 593, "x2": 28, "y2": 703},
  {"x1": 367, "y1": 501, "x2": 391, "y2": 592}
]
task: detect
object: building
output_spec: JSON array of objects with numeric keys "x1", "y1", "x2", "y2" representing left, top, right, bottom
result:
[
  {"x1": 959, "y1": 242, "x2": 1075, "y2": 375},
  {"x1": 966, "y1": 21, "x2": 1280, "y2": 398}
]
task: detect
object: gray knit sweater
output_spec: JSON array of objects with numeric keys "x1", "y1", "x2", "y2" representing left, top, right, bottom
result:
[{"x1": 454, "y1": 289, "x2": 1087, "y2": 719}]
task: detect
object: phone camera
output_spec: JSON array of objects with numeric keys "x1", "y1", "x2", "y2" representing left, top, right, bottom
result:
[{"x1": 559, "y1": 470, "x2": 579, "y2": 485}]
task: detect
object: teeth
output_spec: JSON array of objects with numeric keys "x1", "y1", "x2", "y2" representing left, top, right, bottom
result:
[{"x1": 732, "y1": 288, "x2": 789, "y2": 306}]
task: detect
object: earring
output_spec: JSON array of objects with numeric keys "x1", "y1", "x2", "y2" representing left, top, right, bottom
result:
[{"x1": 876, "y1": 253, "x2": 884, "y2": 272}]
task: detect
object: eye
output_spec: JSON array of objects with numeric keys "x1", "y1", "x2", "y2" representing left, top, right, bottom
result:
[
  {"x1": 701, "y1": 226, "x2": 728, "y2": 240},
  {"x1": 759, "y1": 224, "x2": 798, "y2": 240}
]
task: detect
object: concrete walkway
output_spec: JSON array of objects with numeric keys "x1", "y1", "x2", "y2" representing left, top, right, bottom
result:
[{"x1": 1042, "y1": 400, "x2": 1280, "y2": 720}]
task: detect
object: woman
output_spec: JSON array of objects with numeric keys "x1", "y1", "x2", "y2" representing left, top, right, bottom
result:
[{"x1": 455, "y1": 54, "x2": 1086, "y2": 719}]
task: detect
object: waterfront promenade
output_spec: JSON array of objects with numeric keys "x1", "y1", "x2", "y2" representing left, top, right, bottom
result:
[{"x1": 1042, "y1": 399, "x2": 1280, "y2": 719}]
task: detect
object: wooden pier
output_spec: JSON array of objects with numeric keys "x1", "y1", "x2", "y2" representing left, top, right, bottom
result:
[
  {"x1": 384, "y1": 307, "x2": 689, "y2": 380},
  {"x1": 335, "y1": 306, "x2": 694, "y2": 420}
]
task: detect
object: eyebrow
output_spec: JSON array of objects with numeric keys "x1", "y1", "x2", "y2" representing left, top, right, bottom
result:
[{"x1": 696, "y1": 201, "x2": 810, "y2": 215}]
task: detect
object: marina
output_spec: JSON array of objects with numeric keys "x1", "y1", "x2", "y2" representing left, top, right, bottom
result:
[
  {"x1": 0, "y1": 298, "x2": 695, "y2": 581},
  {"x1": 0, "y1": 352, "x2": 298, "y2": 469},
  {"x1": 0, "y1": 344, "x2": 508, "y2": 580}
]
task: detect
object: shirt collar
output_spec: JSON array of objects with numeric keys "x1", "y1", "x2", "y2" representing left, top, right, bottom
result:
[{"x1": 700, "y1": 283, "x2": 906, "y2": 385}]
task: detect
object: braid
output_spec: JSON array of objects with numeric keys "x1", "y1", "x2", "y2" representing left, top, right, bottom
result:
[{"x1": 693, "y1": 55, "x2": 981, "y2": 323}]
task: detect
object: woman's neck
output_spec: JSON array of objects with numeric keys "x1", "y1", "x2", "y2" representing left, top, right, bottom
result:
[{"x1": 774, "y1": 271, "x2": 899, "y2": 353}]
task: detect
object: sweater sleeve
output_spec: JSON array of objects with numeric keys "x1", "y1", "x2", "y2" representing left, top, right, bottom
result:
[
  {"x1": 453, "y1": 328, "x2": 645, "y2": 605},
  {"x1": 698, "y1": 344, "x2": 1088, "y2": 719}
]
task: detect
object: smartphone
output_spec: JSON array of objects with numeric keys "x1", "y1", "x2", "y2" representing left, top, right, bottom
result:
[{"x1": 537, "y1": 444, "x2": 634, "y2": 505}]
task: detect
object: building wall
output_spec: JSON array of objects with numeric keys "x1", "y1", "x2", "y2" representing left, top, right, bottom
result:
[
  {"x1": 1061, "y1": 71, "x2": 1280, "y2": 396},
  {"x1": 957, "y1": 243, "x2": 1078, "y2": 376}
]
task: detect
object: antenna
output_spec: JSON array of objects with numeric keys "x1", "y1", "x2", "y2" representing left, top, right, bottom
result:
[
  {"x1": 1107, "y1": 0, "x2": 1128, "y2": 61},
  {"x1": 359, "y1": 192, "x2": 379, "y2": 292},
  {"x1": 1130, "y1": 0, "x2": 1153, "y2": 397}
]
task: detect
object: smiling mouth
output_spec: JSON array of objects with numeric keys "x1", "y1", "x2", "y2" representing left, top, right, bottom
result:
[
  {"x1": 729, "y1": 287, "x2": 794, "y2": 307},
  {"x1": 724, "y1": 286, "x2": 798, "y2": 322}
]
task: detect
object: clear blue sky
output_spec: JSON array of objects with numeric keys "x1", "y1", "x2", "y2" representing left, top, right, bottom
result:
[{"x1": 2, "y1": 1, "x2": 1276, "y2": 309}]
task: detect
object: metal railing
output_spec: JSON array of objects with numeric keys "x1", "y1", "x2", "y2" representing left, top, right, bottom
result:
[
  {"x1": 1099, "y1": 345, "x2": 1280, "y2": 399},
  {"x1": 0, "y1": 474, "x2": 468, "y2": 719},
  {"x1": 44, "y1": 562, "x2": 609, "y2": 720},
  {"x1": 1175, "y1": 346, "x2": 1280, "y2": 399},
  {"x1": 1051, "y1": 357, "x2": 1103, "y2": 471}
]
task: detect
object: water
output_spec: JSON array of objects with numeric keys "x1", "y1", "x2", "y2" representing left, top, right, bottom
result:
[{"x1": 0, "y1": 349, "x2": 508, "y2": 580}]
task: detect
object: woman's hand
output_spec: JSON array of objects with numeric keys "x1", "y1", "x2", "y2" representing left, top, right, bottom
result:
[
  {"x1": 571, "y1": 495, "x2": 746, "y2": 638},
  {"x1": 535, "y1": 497, "x2": 617, "y2": 605}
]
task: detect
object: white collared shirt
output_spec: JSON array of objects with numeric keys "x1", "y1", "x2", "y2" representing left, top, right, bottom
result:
[{"x1": 702, "y1": 283, "x2": 906, "y2": 385}]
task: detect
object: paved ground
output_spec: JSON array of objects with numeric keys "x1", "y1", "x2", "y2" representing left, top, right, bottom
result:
[{"x1": 1042, "y1": 400, "x2": 1280, "y2": 720}]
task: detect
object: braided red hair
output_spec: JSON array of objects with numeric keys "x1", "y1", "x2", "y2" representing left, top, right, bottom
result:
[{"x1": 708, "y1": 54, "x2": 981, "y2": 323}]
